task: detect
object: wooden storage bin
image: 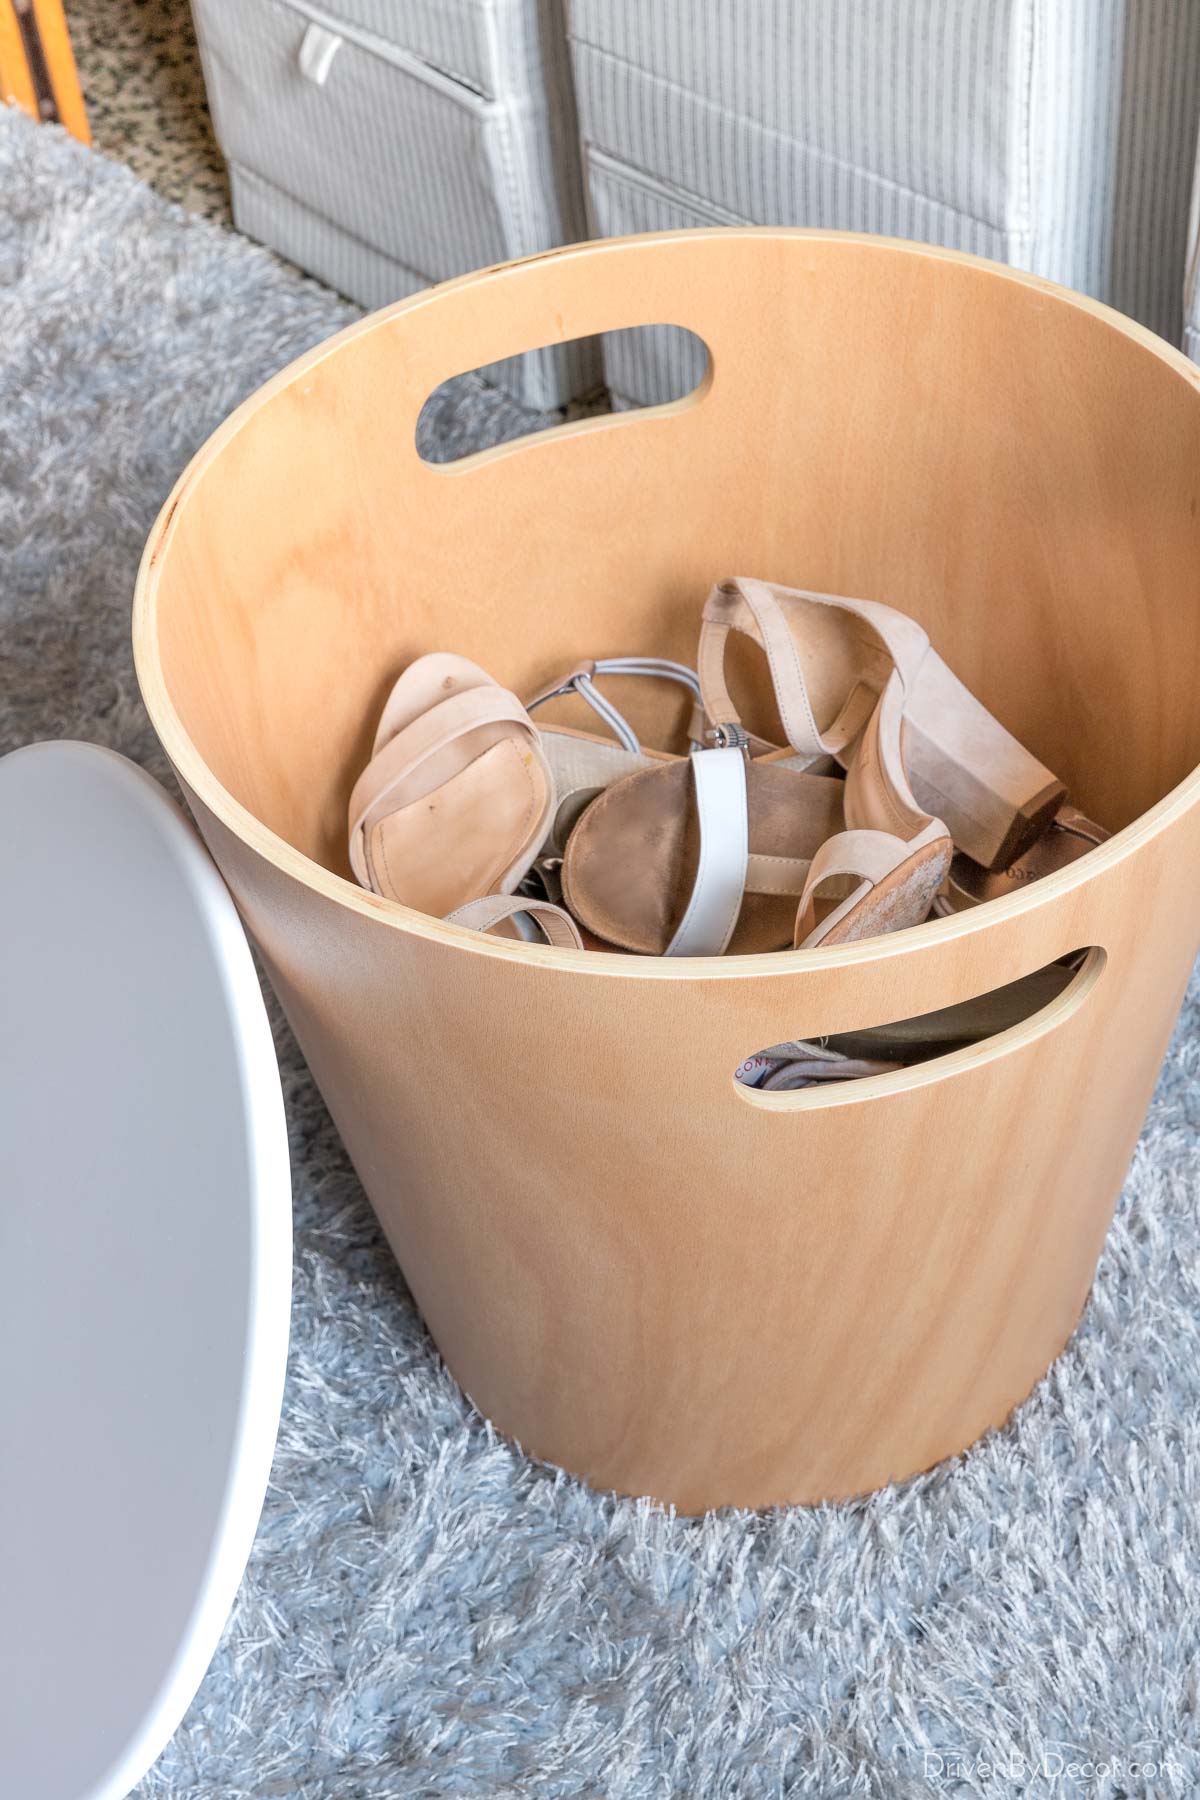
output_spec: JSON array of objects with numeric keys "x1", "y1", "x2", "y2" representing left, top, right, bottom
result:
[{"x1": 134, "y1": 230, "x2": 1200, "y2": 1512}]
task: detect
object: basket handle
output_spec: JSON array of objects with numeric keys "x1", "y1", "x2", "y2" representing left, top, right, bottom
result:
[
  {"x1": 380, "y1": 231, "x2": 740, "y2": 447},
  {"x1": 730, "y1": 945, "x2": 1106, "y2": 1112}
]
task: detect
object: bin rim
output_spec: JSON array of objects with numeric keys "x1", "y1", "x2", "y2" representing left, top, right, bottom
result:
[{"x1": 133, "y1": 226, "x2": 1200, "y2": 981}]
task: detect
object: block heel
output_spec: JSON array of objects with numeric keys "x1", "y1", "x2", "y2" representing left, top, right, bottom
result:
[
  {"x1": 902, "y1": 650, "x2": 1065, "y2": 871},
  {"x1": 698, "y1": 577, "x2": 1070, "y2": 876}
]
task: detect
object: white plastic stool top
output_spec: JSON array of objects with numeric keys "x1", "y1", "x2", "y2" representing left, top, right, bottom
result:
[{"x1": 0, "y1": 743, "x2": 292, "y2": 1800}]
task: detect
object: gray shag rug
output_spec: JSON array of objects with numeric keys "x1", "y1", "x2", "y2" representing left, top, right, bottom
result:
[{"x1": 4, "y1": 113, "x2": 1200, "y2": 1800}]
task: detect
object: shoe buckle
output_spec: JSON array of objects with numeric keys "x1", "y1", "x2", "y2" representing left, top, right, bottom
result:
[{"x1": 706, "y1": 720, "x2": 750, "y2": 754}]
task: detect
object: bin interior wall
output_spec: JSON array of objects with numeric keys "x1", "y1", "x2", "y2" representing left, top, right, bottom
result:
[{"x1": 150, "y1": 236, "x2": 1200, "y2": 876}]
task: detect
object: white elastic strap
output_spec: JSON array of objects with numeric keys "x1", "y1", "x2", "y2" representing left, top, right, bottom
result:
[
  {"x1": 666, "y1": 748, "x2": 749, "y2": 957},
  {"x1": 573, "y1": 676, "x2": 642, "y2": 752},
  {"x1": 528, "y1": 658, "x2": 702, "y2": 755},
  {"x1": 593, "y1": 658, "x2": 703, "y2": 700}
]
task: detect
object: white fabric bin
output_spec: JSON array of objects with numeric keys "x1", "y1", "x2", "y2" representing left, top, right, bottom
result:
[
  {"x1": 193, "y1": 0, "x2": 597, "y2": 410},
  {"x1": 568, "y1": 0, "x2": 1200, "y2": 407}
]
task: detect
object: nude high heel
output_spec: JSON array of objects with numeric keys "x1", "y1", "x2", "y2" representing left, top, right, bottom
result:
[{"x1": 698, "y1": 577, "x2": 1065, "y2": 871}]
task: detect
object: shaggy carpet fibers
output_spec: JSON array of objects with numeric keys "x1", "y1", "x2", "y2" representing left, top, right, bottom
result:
[{"x1": 3, "y1": 112, "x2": 1200, "y2": 1800}]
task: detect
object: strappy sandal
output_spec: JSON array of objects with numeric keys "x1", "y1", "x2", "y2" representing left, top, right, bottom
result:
[
  {"x1": 560, "y1": 743, "x2": 848, "y2": 955},
  {"x1": 525, "y1": 657, "x2": 698, "y2": 851},
  {"x1": 348, "y1": 652, "x2": 554, "y2": 915},
  {"x1": 560, "y1": 732, "x2": 951, "y2": 957},
  {"x1": 935, "y1": 805, "x2": 1110, "y2": 914},
  {"x1": 527, "y1": 658, "x2": 702, "y2": 756},
  {"x1": 794, "y1": 820, "x2": 951, "y2": 947},
  {"x1": 785, "y1": 631, "x2": 954, "y2": 945},
  {"x1": 561, "y1": 588, "x2": 956, "y2": 957},
  {"x1": 698, "y1": 577, "x2": 1065, "y2": 871}
]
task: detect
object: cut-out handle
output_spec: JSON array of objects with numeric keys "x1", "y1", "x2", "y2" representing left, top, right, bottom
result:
[
  {"x1": 733, "y1": 947, "x2": 1105, "y2": 1110},
  {"x1": 415, "y1": 324, "x2": 711, "y2": 465},
  {"x1": 370, "y1": 233, "x2": 751, "y2": 463}
]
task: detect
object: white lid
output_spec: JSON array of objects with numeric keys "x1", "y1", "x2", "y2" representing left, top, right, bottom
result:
[{"x1": 0, "y1": 743, "x2": 292, "y2": 1800}]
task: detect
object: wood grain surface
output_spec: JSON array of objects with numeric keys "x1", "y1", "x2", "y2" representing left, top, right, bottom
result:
[{"x1": 135, "y1": 230, "x2": 1200, "y2": 1509}]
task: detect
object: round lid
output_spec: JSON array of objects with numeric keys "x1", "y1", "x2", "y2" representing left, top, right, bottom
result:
[{"x1": 0, "y1": 743, "x2": 292, "y2": 1800}]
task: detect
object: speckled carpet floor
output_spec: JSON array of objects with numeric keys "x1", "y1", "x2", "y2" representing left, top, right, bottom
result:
[
  {"x1": 4, "y1": 105, "x2": 1200, "y2": 1800},
  {"x1": 69, "y1": 0, "x2": 228, "y2": 220}
]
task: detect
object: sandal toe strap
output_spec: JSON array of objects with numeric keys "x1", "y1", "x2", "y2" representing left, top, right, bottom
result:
[
  {"x1": 795, "y1": 821, "x2": 950, "y2": 947},
  {"x1": 666, "y1": 747, "x2": 749, "y2": 957},
  {"x1": 348, "y1": 685, "x2": 539, "y2": 884},
  {"x1": 447, "y1": 895, "x2": 583, "y2": 949}
]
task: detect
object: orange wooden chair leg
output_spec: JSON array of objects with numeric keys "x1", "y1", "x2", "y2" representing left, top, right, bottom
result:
[{"x1": 0, "y1": 0, "x2": 89, "y2": 144}]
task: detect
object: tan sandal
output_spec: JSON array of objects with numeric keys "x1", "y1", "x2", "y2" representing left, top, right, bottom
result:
[
  {"x1": 348, "y1": 653, "x2": 554, "y2": 915},
  {"x1": 935, "y1": 805, "x2": 1110, "y2": 914},
  {"x1": 794, "y1": 820, "x2": 951, "y2": 947},
  {"x1": 790, "y1": 639, "x2": 954, "y2": 945},
  {"x1": 561, "y1": 746, "x2": 847, "y2": 955},
  {"x1": 562, "y1": 596, "x2": 954, "y2": 957},
  {"x1": 698, "y1": 577, "x2": 1065, "y2": 871}
]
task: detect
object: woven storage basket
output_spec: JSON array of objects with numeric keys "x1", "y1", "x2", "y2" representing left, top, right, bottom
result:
[{"x1": 134, "y1": 230, "x2": 1200, "y2": 1512}]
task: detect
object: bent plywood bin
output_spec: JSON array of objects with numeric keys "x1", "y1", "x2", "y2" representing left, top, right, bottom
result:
[{"x1": 134, "y1": 230, "x2": 1200, "y2": 1512}]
